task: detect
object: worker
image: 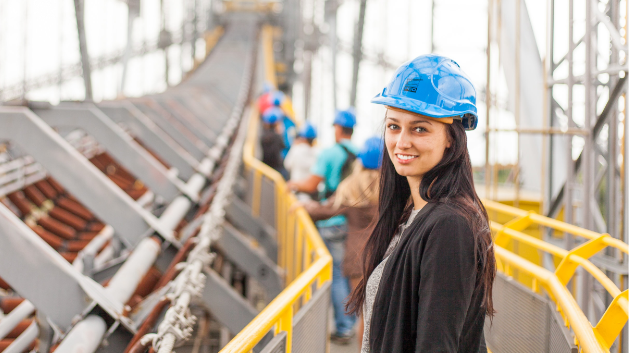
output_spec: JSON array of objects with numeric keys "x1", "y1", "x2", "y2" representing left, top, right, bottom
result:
[
  {"x1": 260, "y1": 107, "x2": 286, "y2": 176},
  {"x1": 283, "y1": 122, "x2": 318, "y2": 201},
  {"x1": 256, "y1": 83, "x2": 275, "y2": 115},
  {"x1": 287, "y1": 108, "x2": 359, "y2": 343},
  {"x1": 259, "y1": 90, "x2": 297, "y2": 158},
  {"x1": 301, "y1": 136, "x2": 383, "y2": 347},
  {"x1": 344, "y1": 54, "x2": 494, "y2": 353}
]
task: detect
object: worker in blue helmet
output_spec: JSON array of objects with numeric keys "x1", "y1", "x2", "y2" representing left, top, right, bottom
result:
[
  {"x1": 299, "y1": 136, "x2": 383, "y2": 346},
  {"x1": 260, "y1": 107, "x2": 285, "y2": 176},
  {"x1": 284, "y1": 122, "x2": 318, "y2": 201},
  {"x1": 287, "y1": 108, "x2": 359, "y2": 343},
  {"x1": 345, "y1": 55, "x2": 492, "y2": 353}
]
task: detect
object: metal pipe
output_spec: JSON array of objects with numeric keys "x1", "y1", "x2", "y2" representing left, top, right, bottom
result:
[
  {"x1": 73, "y1": 0, "x2": 93, "y2": 100},
  {"x1": 485, "y1": 0, "x2": 493, "y2": 199},
  {"x1": 159, "y1": 196, "x2": 193, "y2": 231},
  {"x1": 514, "y1": 0, "x2": 521, "y2": 208},
  {"x1": 73, "y1": 225, "x2": 114, "y2": 273},
  {"x1": 488, "y1": 127, "x2": 588, "y2": 135},
  {"x1": 105, "y1": 237, "x2": 161, "y2": 305},
  {"x1": 0, "y1": 300, "x2": 35, "y2": 340},
  {"x1": 579, "y1": 0, "x2": 595, "y2": 319},
  {"x1": 3, "y1": 320, "x2": 38, "y2": 353},
  {"x1": 93, "y1": 243, "x2": 115, "y2": 269},
  {"x1": 54, "y1": 315, "x2": 106, "y2": 353}
]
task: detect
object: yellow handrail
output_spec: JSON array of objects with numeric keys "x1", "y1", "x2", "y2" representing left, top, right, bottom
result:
[
  {"x1": 221, "y1": 29, "x2": 332, "y2": 350},
  {"x1": 484, "y1": 198, "x2": 629, "y2": 351}
]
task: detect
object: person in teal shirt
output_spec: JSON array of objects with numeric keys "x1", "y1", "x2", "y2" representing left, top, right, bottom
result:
[{"x1": 287, "y1": 108, "x2": 358, "y2": 344}]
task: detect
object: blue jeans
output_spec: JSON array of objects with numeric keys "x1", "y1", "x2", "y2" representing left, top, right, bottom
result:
[{"x1": 319, "y1": 224, "x2": 356, "y2": 335}]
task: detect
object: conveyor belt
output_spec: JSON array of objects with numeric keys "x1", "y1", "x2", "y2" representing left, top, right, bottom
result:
[{"x1": 0, "y1": 13, "x2": 266, "y2": 353}]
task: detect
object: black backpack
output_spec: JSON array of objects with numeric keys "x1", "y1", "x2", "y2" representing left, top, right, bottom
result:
[{"x1": 323, "y1": 144, "x2": 356, "y2": 199}]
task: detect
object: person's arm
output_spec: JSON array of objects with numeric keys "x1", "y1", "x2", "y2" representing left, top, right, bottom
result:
[
  {"x1": 288, "y1": 174, "x2": 322, "y2": 193},
  {"x1": 287, "y1": 149, "x2": 327, "y2": 193},
  {"x1": 303, "y1": 195, "x2": 346, "y2": 221},
  {"x1": 415, "y1": 215, "x2": 477, "y2": 352}
]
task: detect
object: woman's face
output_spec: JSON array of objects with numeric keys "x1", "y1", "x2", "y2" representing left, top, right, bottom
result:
[{"x1": 384, "y1": 108, "x2": 451, "y2": 181}]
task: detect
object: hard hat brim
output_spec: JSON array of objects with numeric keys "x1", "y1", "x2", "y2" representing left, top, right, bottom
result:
[{"x1": 371, "y1": 94, "x2": 478, "y2": 130}]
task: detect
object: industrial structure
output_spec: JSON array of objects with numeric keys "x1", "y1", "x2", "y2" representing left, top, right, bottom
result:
[{"x1": 0, "y1": 0, "x2": 626, "y2": 352}]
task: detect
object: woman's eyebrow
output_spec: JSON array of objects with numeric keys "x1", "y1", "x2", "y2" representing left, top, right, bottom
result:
[
  {"x1": 411, "y1": 120, "x2": 433, "y2": 125},
  {"x1": 386, "y1": 117, "x2": 399, "y2": 122}
]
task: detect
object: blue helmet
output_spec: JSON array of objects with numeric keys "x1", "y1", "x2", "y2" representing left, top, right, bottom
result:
[
  {"x1": 270, "y1": 91, "x2": 285, "y2": 106},
  {"x1": 333, "y1": 108, "x2": 357, "y2": 128},
  {"x1": 262, "y1": 82, "x2": 273, "y2": 93},
  {"x1": 298, "y1": 122, "x2": 317, "y2": 139},
  {"x1": 262, "y1": 107, "x2": 284, "y2": 124},
  {"x1": 371, "y1": 54, "x2": 478, "y2": 130},
  {"x1": 358, "y1": 137, "x2": 384, "y2": 170}
]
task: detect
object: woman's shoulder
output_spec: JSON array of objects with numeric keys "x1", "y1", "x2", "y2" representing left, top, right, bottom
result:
[{"x1": 415, "y1": 203, "x2": 475, "y2": 244}]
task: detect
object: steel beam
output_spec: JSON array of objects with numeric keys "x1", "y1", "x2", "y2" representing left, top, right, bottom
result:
[
  {"x1": 0, "y1": 107, "x2": 174, "y2": 247},
  {"x1": 152, "y1": 98, "x2": 217, "y2": 146},
  {"x1": 201, "y1": 268, "x2": 258, "y2": 335},
  {"x1": 0, "y1": 204, "x2": 120, "y2": 328},
  {"x1": 219, "y1": 224, "x2": 283, "y2": 297},
  {"x1": 349, "y1": 0, "x2": 367, "y2": 107},
  {"x1": 225, "y1": 197, "x2": 278, "y2": 262},
  {"x1": 32, "y1": 105, "x2": 193, "y2": 203},
  {"x1": 97, "y1": 102, "x2": 199, "y2": 180},
  {"x1": 131, "y1": 100, "x2": 208, "y2": 160},
  {"x1": 73, "y1": 0, "x2": 93, "y2": 100}
]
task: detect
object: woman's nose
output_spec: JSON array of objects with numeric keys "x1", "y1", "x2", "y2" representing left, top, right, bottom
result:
[{"x1": 396, "y1": 129, "x2": 413, "y2": 149}]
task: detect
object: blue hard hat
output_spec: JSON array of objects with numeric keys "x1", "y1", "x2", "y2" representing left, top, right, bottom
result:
[
  {"x1": 298, "y1": 122, "x2": 317, "y2": 139},
  {"x1": 358, "y1": 137, "x2": 384, "y2": 170},
  {"x1": 262, "y1": 107, "x2": 284, "y2": 124},
  {"x1": 333, "y1": 108, "x2": 357, "y2": 128},
  {"x1": 371, "y1": 54, "x2": 478, "y2": 130},
  {"x1": 262, "y1": 82, "x2": 273, "y2": 93},
  {"x1": 270, "y1": 91, "x2": 285, "y2": 106}
]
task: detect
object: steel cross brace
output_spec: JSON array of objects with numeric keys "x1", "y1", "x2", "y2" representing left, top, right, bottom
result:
[
  {"x1": 0, "y1": 204, "x2": 122, "y2": 329},
  {"x1": 218, "y1": 223, "x2": 284, "y2": 297},
  {"x1": 32, "y1": 104, "x2": 197, "y2": 204},
  {"x1": 225, "y1": 197, "x2": 278, "y2": 262},
  {"x1": 97, "y1": 102, "x2": 200, "y2": 181},
  {"x1": 200, "y1": 267, "x2": 258, "y2": 335},
  {"x1": 0, "y1": 106, "x2": 174, "y2": 247}
]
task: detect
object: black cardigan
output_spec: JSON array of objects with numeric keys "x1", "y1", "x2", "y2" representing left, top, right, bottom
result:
[{"x1": 368, "y1": 202, "x2": 487, "y2": 353}]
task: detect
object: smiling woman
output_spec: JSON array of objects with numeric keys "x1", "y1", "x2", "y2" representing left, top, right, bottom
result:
[{"x1": 346, "y1": 54, "x2": 495, "y2": 353}]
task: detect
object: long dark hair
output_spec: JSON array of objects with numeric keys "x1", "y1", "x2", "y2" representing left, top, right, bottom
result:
[{"x1": 345, "y1": 118, "x2": 495, "y2": 318}]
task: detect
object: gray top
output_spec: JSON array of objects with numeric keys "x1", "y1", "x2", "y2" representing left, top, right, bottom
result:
[{"x1": 361, "y1": 208, "x2": 421, "y2": 353}]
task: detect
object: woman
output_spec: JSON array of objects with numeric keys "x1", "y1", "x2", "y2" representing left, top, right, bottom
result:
[
  {"x1": 346, "y1": 54, "x2": 495, "y2": 352},
  {"x1": 302, "y1": 136, "x2": 383, "y2": 346}
]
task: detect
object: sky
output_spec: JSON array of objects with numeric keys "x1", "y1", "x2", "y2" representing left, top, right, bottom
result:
[{"x1": 0, "y1": 0, "x2": 552, "y2": 168}]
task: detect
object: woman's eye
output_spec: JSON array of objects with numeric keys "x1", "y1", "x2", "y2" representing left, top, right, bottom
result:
[
  {"x1": 387, "y1": 124, "x2": 399, "y2": 130},
  {"x1": 413, "y1": 126, "x2": 427, "y2": 133}
]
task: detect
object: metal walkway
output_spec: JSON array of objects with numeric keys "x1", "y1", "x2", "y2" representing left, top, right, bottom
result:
[{"x1": 0, "y1": 10, "x2": 626, "y2": 353}]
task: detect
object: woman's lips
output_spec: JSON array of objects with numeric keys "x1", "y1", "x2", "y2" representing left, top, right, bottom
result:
[{"x1": 395, "y1": 154, "x2": 418, "y2": 164}]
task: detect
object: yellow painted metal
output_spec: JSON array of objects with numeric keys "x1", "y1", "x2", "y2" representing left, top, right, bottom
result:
[
  {"x1": 494, "y1": 247, "x2": 609, "y2": 353},
  {"x1": 204, "y1": 26, "x2": 225, "y2": 57},
  {"x1": 225, "y1": 33, "x2": 332, "y2": 350},
  {"x1": 594, "y1": 290, "x2": 629, "y2": 349},
  {"x1": 223, "y1": 0, "x2": 279, "y2": 13},
  {"x1": 261, "y1": 26, "x2": 277, "y2": 90},
  {"x1": 485, "y1": 199, "x2": 629, "y2": 351}
]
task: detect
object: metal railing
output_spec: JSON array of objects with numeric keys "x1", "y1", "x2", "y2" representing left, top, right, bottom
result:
[
  {"x1": 484, "y1": 198, "x2": 629, "y2": 352},
  {"x1": 220, "y1": 98, "x2": 332, "y2": 352}
]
